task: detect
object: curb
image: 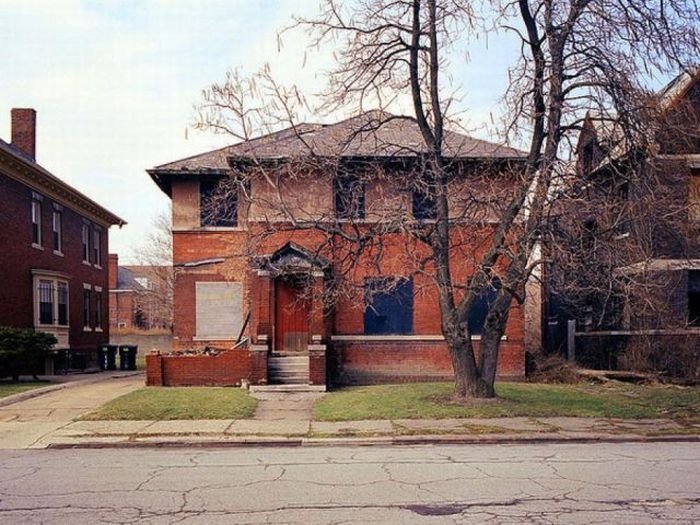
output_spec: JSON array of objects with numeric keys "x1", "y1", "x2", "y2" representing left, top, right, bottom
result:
[
  {"x1": 45, "y1": 432, "x2": 700, "y2": 450},
  {"x1": 0, "y1": 372, "x2": 144, "y2": 408}
]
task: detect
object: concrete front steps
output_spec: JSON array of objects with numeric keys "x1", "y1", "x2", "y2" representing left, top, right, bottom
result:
[{"x1": 268, "y1": 354, "x2": 310, "y2": 385}]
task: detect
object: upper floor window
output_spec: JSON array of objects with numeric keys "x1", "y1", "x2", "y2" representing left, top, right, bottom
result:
[
  {"x1": 93, "y1": 228, "x2": 102, "y2": 267},
  {"x1": 31, "y1": 196, "x2": 42, "y2": 246},
  {"x1": 412, "y1": 188, "x2": 437, "y2": 220},
  {"x1": 200, "y1": 179, "x2": 237, "y2": 227},
  {"x1": 52, "y1": 209, "x2": 63, "y2": 254},
  {"x1": 81, "y1": 223, "x2": 90, "y2": 263},
  {"x1": 335, "y1": 173, "x2": 365, "y2": 219},
  {"x1": 363, "y1": 277, "x2": 413, "y2": 335}
]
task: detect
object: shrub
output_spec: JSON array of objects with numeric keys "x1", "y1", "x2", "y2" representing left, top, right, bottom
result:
[{"x1": 0, "y1": 327, "x2": 57, "y2": 381}]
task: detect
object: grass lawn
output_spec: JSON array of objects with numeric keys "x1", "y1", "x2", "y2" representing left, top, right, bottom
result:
[
  {"x1": 0, "y1": 381, "x2": 49, "y2": 399},
  {"x1": 314, "y1": 382, "x2": 700, "y2": 422},
  {"x1": 82, "y1": 387, "x2": 257, "y2": 421}
]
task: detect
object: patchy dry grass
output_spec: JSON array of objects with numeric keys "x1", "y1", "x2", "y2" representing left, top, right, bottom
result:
[
  {"x1": 314, "y1": 382, "x2": 700, "y2": 422},
  {"x1": 82, "y1": 387, "x2": 257, "y2": 420}
]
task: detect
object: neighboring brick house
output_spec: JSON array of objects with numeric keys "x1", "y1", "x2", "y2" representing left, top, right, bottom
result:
[
  {"x1": 147, "y1": 111, "x2": 529, "y2": 387},
  {"x1": 0, "y1": 109, "x2": 125, "y2": 370},
  {"x1": 545, "y1": 70, "x2": 700, "y2": 361},
  {"x1": 108, "y1": 253, "x2": 173, "y2": 331}
]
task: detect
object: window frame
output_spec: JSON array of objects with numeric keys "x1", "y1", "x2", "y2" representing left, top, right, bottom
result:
[
  {"x1": 52, "y1": 208, "x2": 63, "y2": 255},
  {"x1": 92, "y1": 227, "x2": 102, "y2": 267},
  {"x1": 81, "y1": 223, "x2": 90, "y2": 264},
  {"x1": 200, "y1": 179, "x2": 238, "y2": 228},
  {"x1": 82, "y1": 284, "x2": 92, "y2": 331},
  {"x1": 334, "y1": 172, "x2": 366, "y2": 220},
  {"x1": 363, "y1": 277, "x2": 414, "y2": 335},
  {"x1": 412, "y1": 188, "x2": 438, "y2": 221},
  {"x1": 31, "y1": 196, "x2": 42, "y2": 248},
  {"x1": 33, "y1": 275, "x2": 69, "y2": 328},
  {"x1": 94, "y1": 286, "x2": 103, "y2": 331}
]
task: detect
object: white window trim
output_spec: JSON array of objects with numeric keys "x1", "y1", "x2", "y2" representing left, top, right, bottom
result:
[
  {"x1": 92, "y1": 227, "x2": 102, "y2": 268},
  {"x1": 32, "y1": 274, "x2": 70, "y2": 329}
]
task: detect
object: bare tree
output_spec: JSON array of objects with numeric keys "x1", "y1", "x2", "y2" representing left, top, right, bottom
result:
[
  {"x1": 195, "y1": 0, "x2": 700, "y2": 398},
  {"x1": 131, "y1": 208, "x2": 174, "y2": 331}
]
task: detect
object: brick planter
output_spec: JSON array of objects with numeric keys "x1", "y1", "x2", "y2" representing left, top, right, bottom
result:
[{"x1": 146, "y1": 348, "x2": 255, "y2": 387}]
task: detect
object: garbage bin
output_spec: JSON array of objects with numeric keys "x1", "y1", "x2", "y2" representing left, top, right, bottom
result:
[
  {"x1": 98, "y1": 344, "x2": 118, "y2": 371},
  {"x1": 118, "y1": 345, "x2": 138, "y2": 371}
]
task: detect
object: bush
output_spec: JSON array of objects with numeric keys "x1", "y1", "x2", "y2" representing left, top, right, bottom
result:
[{"x1": 0, "y1": 327, "x2": 57, "y2": 381}]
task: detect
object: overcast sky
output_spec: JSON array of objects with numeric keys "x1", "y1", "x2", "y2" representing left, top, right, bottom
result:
[{"x1": 1, "y1": 0, "x2": 519, "y2": 263}]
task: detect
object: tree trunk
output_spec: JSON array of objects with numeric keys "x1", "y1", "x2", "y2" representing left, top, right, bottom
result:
[{"x1": 448, "y1": 335, "x2": 497, "y2": 399}]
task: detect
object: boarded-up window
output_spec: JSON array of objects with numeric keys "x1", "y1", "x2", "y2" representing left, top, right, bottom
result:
[
  {"x1": 195, "y1": 282, "x2": 242, "y2": 339},
  {"x1": 364, "y1": 277, "x2": 413, "y2": 335}
]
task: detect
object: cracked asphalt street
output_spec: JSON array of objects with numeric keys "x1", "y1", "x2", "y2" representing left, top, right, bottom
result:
[{"x1": 0, "y1": 442, "x2": 698, "y2": 524}]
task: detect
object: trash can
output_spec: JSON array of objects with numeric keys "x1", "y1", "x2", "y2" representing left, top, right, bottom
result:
[
  {"x1": 98, "y1": 345, "x2": 118, "y2": 371},
  {"x1": 118, "y1": 345, "x2": 138, "y2": 371}
]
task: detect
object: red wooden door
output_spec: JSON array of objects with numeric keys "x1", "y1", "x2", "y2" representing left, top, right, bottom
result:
[{"x1": 275, "y1": 278, "x2": 310, "y2": 352}]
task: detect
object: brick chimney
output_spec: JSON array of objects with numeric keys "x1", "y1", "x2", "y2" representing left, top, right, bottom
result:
[
  {"x1": 11, "y1": 108, "x2": 37, "y2": 161},
  {"x1": 108, "y1": 253, "x2": 119, "y2": 290}
]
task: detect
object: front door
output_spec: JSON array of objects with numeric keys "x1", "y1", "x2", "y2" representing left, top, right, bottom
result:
[{"x1": 274, "y1": 277, "x2": 310, "y2": 352}]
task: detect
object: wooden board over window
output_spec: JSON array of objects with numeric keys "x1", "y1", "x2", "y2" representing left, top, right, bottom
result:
[{"x1": 195, "y1": 282, "x2": 242, "y2": 339}]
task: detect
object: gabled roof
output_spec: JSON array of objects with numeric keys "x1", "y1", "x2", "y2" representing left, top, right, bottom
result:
[
  {"x1": 148, "y1": 111, "x2": 527, "y2": 195},
  {"x1": 0, "y1": 138, "x2": 125, "y2": 227}
]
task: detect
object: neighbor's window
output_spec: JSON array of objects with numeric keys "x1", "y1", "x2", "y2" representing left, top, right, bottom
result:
[
  {"x1": 200, "y1": 179, "x2": 238, "y2": 227},
  {"x1": 52, "y1": 209, "x2": 63, "y2": 253},
  {"x1": 412, "y1": 188, "x2": 437, "y2": 220},
  {"x1": 92, "y1": 228, "x2": 102, "y2": 266},
  {"x1": 334, "y1": 173, "x2": 365, "y2": 219},
  {"x1": 363, "y1": 277, "x2": 413, "y2": 335},
  {"x1": 689, "y1": 270, "x2": 700, "y2": 327},
  {"x1": 463, "y1": 277, "x2": 502, "y2": 335},
  {"x1": 94, "y1": 288, "x2": 103, "y2": 329},
  {"x1": 81, "y1": 223, "x2": 90, "y2": 262},
  {"x1": 83, "y1": 286, "x2": 91, "y2": 329},
  {"x1": 35, "y1": 277, "x2": 69, "y2": 327},
  {"x1": 31, "y1": 197, "x2": 42, "y2": 246}
]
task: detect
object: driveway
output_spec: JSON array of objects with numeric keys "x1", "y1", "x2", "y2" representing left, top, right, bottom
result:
[{"x1": 0, "y1": 374, "x2": 143, "y2": 449}]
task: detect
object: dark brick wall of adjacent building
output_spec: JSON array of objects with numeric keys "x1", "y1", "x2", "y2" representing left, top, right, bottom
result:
[{"x1": 0, "y1": 173, "x2": 109, "y2": 352}]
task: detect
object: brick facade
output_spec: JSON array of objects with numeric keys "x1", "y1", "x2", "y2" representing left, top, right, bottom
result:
[{"x1": 0, "y1": 109, "x2": 123, "y2": 365}]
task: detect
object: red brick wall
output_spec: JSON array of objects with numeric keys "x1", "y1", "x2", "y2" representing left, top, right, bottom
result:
[
  {"x1": 145, "y1": 349, "x2": 250, "y2": 386},
  {"x1": 0, "y1": 172, "x2": 110, "y2": 352},
  {"x1": 330, "y1": 338, "x2": 525, "y2": 385}
]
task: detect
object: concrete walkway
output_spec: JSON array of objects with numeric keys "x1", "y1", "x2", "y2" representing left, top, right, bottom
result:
[
  {"x1": 0, "y1": 373, "x2": 144, "y2": 448},
  {"x1": 1, "y1": 378, "x2": 698, "y2": 449}
]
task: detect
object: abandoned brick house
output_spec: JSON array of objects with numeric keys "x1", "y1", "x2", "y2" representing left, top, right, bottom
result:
[
  {"x1": 0, "y1": 109, "x2": 124, "y2": 371},
  {"x1": 545, "y1": 69, "x2": 700, "y2": 362},
  {"x1": 147, "y1": 111, "x2": 530, "y2": 387}
]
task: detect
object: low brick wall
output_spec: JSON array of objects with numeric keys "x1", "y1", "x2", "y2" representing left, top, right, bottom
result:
[
  {"x1": 146, "y1": 349, "x2": 252, "y2": 387},
  {"x1": 329, "y1": 339, "x2": 525, "y2": 386}
]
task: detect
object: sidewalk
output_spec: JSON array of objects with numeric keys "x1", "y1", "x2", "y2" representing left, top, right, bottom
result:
[{"x1": 41, "y1": 390, "x2": 700, "y2": 448}]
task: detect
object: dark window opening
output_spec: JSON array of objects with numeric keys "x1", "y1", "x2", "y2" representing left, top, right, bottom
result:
[
  {"x1": 38, "y1": 280, "x2": 54, "y2": 325},
  {"x1": 200, "y1": 179, "x2": 238, "y2": 227},
  {"x1": 52, "y1": 210, "x2": 62, "y2": 252},
  {"x1": 83, "y1": 289, "x2": 91, "y2": 328},
  {"x1": 57, "y1": 282, "x2": 68, "y2": 326},
  {"x1": 689, "y1": 271, "x2": 700, "y2": 327},
  {"x1": 412, "y1": 189, "x2": 437, "y2": 220},
  {"x1": 364, "y1": 277, "x2": 413, "y2": 335},
  {"x1": 94, "y1": 291, "x2": 102, "y2": 329},
  {"x1": 335, "y1": 173, "x2": 365, "y2": 219},
  {"x1": 463, "y1": 277, "x2": 502, "y2": 335}
]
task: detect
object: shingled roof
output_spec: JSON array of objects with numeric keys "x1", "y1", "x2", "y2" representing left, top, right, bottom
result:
[{"x1": 148, "y1": 111, "x2": 526, "y2": 194}]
